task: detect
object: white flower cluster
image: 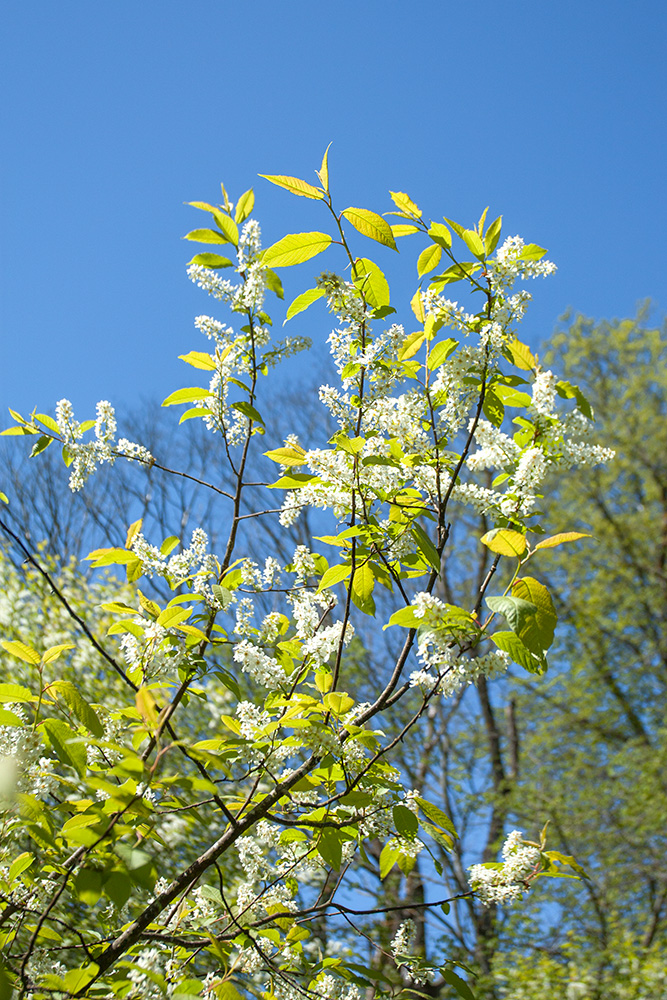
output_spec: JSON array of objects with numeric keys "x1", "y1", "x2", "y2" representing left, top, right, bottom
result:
[
  {"x1": 490, "y1": 236, "x2": 557, "y2": 291},
  {"x1": 131, "y1": 527, "x2": 217, "y2": 592},
  {"x1": 391, "y1": 918, "x2": 417, "y2": 958},
  {"x1": 55, "y1": 399, "x2": 152, "y2": 491},
  {"x1": 0, "y1": 705, "x2": 56, "y2": 801},
  {"x1": 468, "y1": 829, "x2": 542, "y2": 905},
  {"x1": 120, "y1": 619, "x2": 186, "y2": 682},
  {"x1": 407, "y1": 593, "x2": 510, "y2": 697},
  {"x1": 233, "y1": 639, "x2": 286, "y2": 689}
]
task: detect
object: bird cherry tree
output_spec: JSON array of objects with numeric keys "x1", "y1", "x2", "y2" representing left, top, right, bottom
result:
[{"x1": 0, "y1": 151, "x2": 610, "y2": 1000}]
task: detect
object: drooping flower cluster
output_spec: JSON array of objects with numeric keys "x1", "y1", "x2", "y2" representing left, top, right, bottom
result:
[
  {"x1": 468, "y1": 830, "x2": 543, "y2": 905},
  {"x1": 55, "y1": 398, "x2": 152, "y2": 491}
]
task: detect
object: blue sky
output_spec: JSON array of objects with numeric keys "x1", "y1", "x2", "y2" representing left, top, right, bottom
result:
[{"x1": 1, "y1": 1, "x2": 665, "y2": 421}]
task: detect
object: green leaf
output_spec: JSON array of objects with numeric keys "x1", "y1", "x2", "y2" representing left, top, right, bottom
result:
[
  {"x1": 485, "y1": 595, "x2": 538, "y2": 636},
  {"x1": 41, "y1": 719, "x2": 87, "y2": 776},
  {"x1": 393, "y1": 803, "x2": 418, "y2": 837},
  {"x1": 351, "y1": 258, "x2": 391, "y2": 309},
  {"x1": 535, "y1": 531, "x2": 592, "y2": 550},
  {"x1": 512, "y1": 577, "x2": 557, "y2": 652},
  {"x1": 342, "y1": 208, "x2": 398, "y2": 251},
  {"x1": 9, "y1": 852, "x2": 35, "y2": 881},
  {"x1": 415, "y1": 797, "x2": 457, "y2": 837},
  {"x1": 162, "y1": 387, "x2": 213, "y2": 407},
  {"x1": 103, "y1": 870, "x2": 132, "y2": 908},
  {"x1": 316, "y1": 828, "x2": 343, "y2": 870},
  {"x1": 429, "y1": 261, "x2": 478, "y2": 290},
  {"x1": 30, "y1": 434, "x2": 53, "y2": 458},
  {"x1": 556, "y1": 380, "x2": 594, "y2": 420},
  {"x1": 264, "y1": 267, "x2": 284, "y2": 299},
  {"x1": 284, "y1": 287, "x2": 326, "y2": 322},
  {"x1": 417, "y1": 244, "x2": 442, "y2": 277},
  {"x1": 234, "y1": 188, "x2": 255, "y2": 223},
  {"x1": 184, "y1": 228, "x2": 228, "y2": 244},
  {"x1": 441, "y1": 969, "x2": 476, "y2": 1000},
  {"x1": 412, "y1": 524, "x2": 440, "y2": 571},
  {"x1": 263, "y1": 232, "x2": 332, "y2": 268},
  {"x1": 74, "y1": 869, "x2": 103, "y2": 906},
  {"x1": 259, "y1": 174, "x2": 324, "y2": 199},
  {"x1": 443, "y1": 216, "x2": 467, "y2": 239},
  {"x1": 231, "y1": 400, "x2": 264, "y2": 426},
  {"x1": 187, "y1": 253, "x2": 233, "y2": 269},
  {"x1": 379, "y1": 841, "x2": 401, "y2": 879},
  {"x1": 389, "y1": 191, "x2": 422, "y2": 218},
  {"x1": 480, "y1": 528, "x2": 527, "y2": 557},
  {"x1": 351, "y1": 563, "x2": 375, "y2": 616},
  {"x1": 48, "y1": 681, "x2": 104, "y2": 737},
  {"x1": 490, "y1": 630, "x2": 547, "y2": 675},
  {"x1": 428, "y1": 222, "x2": 452, "y2": 249},
  {"x1": 317, "y1": 563, "x2": 352, "y2": 592},
  {"x1": 482, "y1": 388, "x2": 505, "y2": 427}
]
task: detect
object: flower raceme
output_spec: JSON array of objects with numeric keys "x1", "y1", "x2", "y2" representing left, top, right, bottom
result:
[{"x1": 0, "y1": 161, "x2": 603, "y2": 1000}]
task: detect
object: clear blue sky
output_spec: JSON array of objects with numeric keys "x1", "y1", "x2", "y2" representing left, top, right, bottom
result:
[{"x1": 1, "y1": 1, "x2": 665, "y2": 420}]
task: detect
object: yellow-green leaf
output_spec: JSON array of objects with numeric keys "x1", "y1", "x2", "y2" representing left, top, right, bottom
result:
[
  {"x1": 187, "y1": 253, "x2": 233, "y2": 269},
  {"x1": 389, "y1": 191, "x2": 422, "y2": 218},
  {"x1": 1, "y1": 640, "x2": 40, "y2": 665},
  {"x1": 323, "y1": 692, "x2": 355, "y2": 716},
  {"x1": 391, "y1": 224, "x2": 420, "y2": 237},
  {"x1": 285, "y1": 287, "x2": 326, "y2": 322},
  {"x1": 462, "y1": 228, "x2": 485, "y2": 259},
  {"x1": 48, "y1": 681, "x2": 104, "y2": 737},
  {"x1": 428, "y1": 222, "x2": 452, "y2": 249},
  {"x1": 0, "y1": 682, "x2": 38, "y2": 704},
  {"x1": 342, "y1": 208, "x2": 397, "y2": 251},
  {"x1": 410, "y1": 288, "x2": 425, "y2": 323},
  {"x1": 41, "y1": 643, "x2": 75, "y2": 665},
  {"x1": 506, "y1": 338, "x2": 537, "y2": 371},
  {"x1": 317, "y1": 143, "x2": 332, "y2": 192},
  {"x1": 398, "y1": 330, "x2": 426, "y2": 361},
  {"x1": 259, "y1": 174, "x2": 324, "y2": 200},
  {"x1": 417, "y1": 244, "x2": 442, "y2": 277},
  {"x1": 264, "y1": 447, "x2": 306, "y2": 467},
  {"x1": 234, "y1": 188, "x2": 255, "y2": 224},
  {"x1": 178, "y1": 352, "x2": 217, "y2": 371},
  {"x1": 215, "y1": 213, "x2": 239, "y2": 247},
  {"x1": 351, "y1": 258, "x2": 390, "y2": 309},
  {"x1": 512, "y1": 577, "x2": 557, "y2": 651},
  {"x1": 263, "y1": 232, "x2": 332, "y2": 268},
  {"x1": 351, "y1": 563, "x2": 375, "y2": 615},
  {"x1": 183, "y1": 228, "x2": 228, "y2": 244},
  {"x1": 317, "y1": 564, "x2": 352, "y2": 592},
  {"x1": 535, "y1": 532, "x2": 592, "y2": 550},
  {"x1": 162, "y1": 387, "x2": 214, "y2": 407},
  {"x1": 481, "y1": 528, "x2": 527, "y2": 557}
]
